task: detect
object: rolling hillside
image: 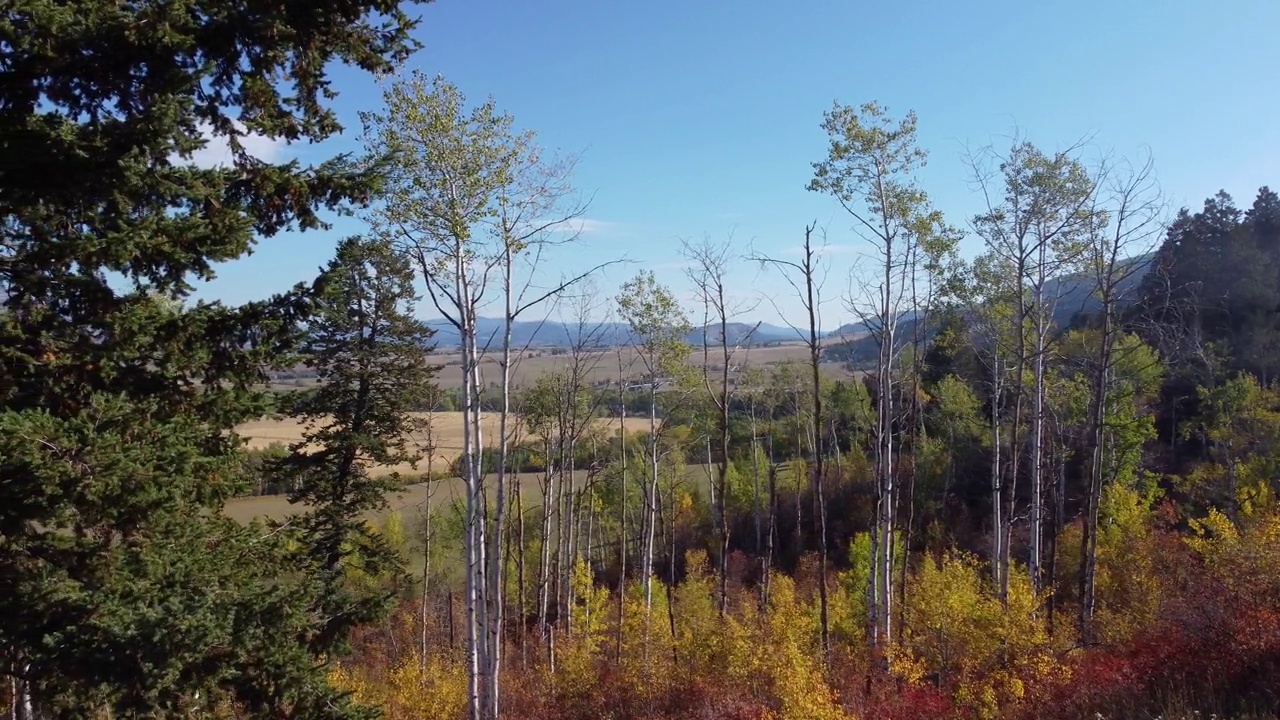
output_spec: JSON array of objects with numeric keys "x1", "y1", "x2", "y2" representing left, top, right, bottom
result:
[{"x1": 825, "y1": 253, "x2": 1155, "y2": 367}]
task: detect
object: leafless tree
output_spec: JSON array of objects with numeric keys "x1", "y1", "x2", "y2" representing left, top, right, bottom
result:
[
  {"x1": 1079, "y1": 151, "x2": 1165, "y2": 640},
  {"x1": 682, "y1": 234, "x2": 760, "y2": 615},
  {"x1": 553, "y1": 285, "x2": 612, "y2": 635},
  {"x1": 749, "y1": 222, "x2": 832, "y2": 661}
]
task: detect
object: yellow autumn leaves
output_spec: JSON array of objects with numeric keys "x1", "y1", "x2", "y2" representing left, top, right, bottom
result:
[{"x1": 327, "y1": 502, "x2": 1187, "y2": 720}]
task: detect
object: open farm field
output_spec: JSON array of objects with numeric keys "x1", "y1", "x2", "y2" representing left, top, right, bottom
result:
[
  {"x1": 223, "y1": 473, "x2": 471, "y2": 525},
  {"x1": 235, "y1": 411, "x2": 652, "y2": 474},
  {"x1": 222, "y1": 464, "x2": 718, "y2": 526},
  {"x1": 427, "y1": 343, "x2": 860, "y2": 388},
  {"x1": 267, "y1": 342, "x2": 858, "y2": 393}
]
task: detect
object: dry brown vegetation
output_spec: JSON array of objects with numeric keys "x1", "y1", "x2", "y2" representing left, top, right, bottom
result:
[
  {"x1": 268, "y1": 342, "x2": 857, "y2": 392},
  {"x1": 235, "y1": 411, "x2": 651, "y2": 475},
  {"x1": 224, "y1": 469, "x2": 581, "y2": 525},
  {"x1": 224, "y1": 473, "x2": 468, "y2": 524},
  {"x1": 438, "y1": 343, "x2": 857, "y2": 389}
]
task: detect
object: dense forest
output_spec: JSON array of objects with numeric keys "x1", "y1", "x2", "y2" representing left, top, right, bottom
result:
[{"x1": 5, "y1": 2, "x2": 1280, "y2": 720}]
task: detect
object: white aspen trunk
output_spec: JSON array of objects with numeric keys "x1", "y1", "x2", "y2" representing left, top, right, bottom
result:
[
  {"x1": 764, "y1": 435, "x2": 776, "y2": 606},
  {"x1": 793, "y1": 399, "x2": 803, "y2": 551},
  {"x1": 554, "y1": 429, "x2": 567, "y2": 628},
  {"x1": 747, "y1": 404, "x2": 757, "y2": 556},
  {"x1": 455, "y1": 254, "x2": 485, "y2": 720},
  {"x1": 991, "y1": 353, "x2": 1004, "y2": 591},
  {"x1": 551, "y1": 427, "x2": 564, "y2": 628},
  {"x1": 421, "y1": 506, "x2": 433, "y2": 673},
  {"x1": 536, "y1": 438, "x2": 555, "y2": 640},
  {"x1": 563, "y1": 437, "x2": 578, "y2": 636},
  {"x1": 1081, "y1": 301, "x2": 1114, "y2": 639},
  {"x1": 706, "y1": 435, "x2": 716, "y2": 534},
  {"x1": 1029, "y1": 240, "x2": 1047, "y2": 593},
  {"x1": 515, "y1": 474, "x2": 527, "y2": 669},
  {"x1": 616, "y1": 362, "x2": 628, "y2": 659},
  {"x1": 642, "y1": 382, "x2": 659, "y2": 610},
  {"x1": 669, "y1": 475, "x2": 678, "y2": 626},
  {"x1": 470, "y1": 333, "x2": 490, "y2": 717},
  {"x1": 876, "y1": 262, "x2": 897, "y2": 648},
  {"x1": 17, "y1": 668, "x2": 33, "y2": 720},
  {"x1": 585, "y1": 487, "x2": 596, "y2": 572},
  {"x1": 718, "y1": 311, "x2": 733, "y2": 618},
  {"x1": 1004, "y1": 248, "x2": 1029, "y2": 606},
  {"x1": 484, "y1": 249, "x2": 516, "y2": 720}
]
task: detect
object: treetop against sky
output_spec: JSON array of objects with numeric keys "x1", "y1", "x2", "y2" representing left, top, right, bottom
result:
[{"x1": 188, "y1": 0, "x2": 1280, "y2": 325}]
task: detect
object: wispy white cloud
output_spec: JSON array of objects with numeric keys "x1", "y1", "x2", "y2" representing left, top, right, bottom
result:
[
  {"x1": 547, "y1": 218, "x2": 618, "y2": 236},
  {"x1": 174, "y1": 121, "x2": 289, "y2": 168}
]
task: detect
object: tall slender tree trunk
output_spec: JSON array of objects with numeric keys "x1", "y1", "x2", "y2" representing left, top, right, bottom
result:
[
  {"x1": 898, "y1": 430, "x2": 916, "y2": 642},
  {"x1": 1080, "y1": 306, "x2": 1114, "y2": 641},
  {"x1": 750, "y1": 402, "x2": 764, "y2": 602},
  {"x1": 585, "y1": 489, "x2": 596, "y2": 572},
  {"x1": 421, "y1": 507, "x2": 434, "y2": 673},
  {"x1": 642, "y1": 383, "x2": 659, "y2": 610},
  {"x1": 482, "y1": 248, "x2": 518, "y2": 720},
  {"x1": 617, "y1": 362, "x2": 628, "y2": 659},
  {"x1": 1048, "y1": 435, "x2": 1065, "y2": 635},
  {"x1": 13, "y1": 666, "x2": 32, "y2": 720},
  {"x1": 900, "y1": 247, "x2": 927, "y2": 639},
  {"x1": 1029, "y1": 243, "x2": 1048, "y2": 594},
  {"x1": 764, "y1": 435, "x2": 777, "y2": 607},
  {"x1": 456, "y1": 256, "x2": 486, "y2": 720},
  {"x1": 562, "y1": 438, "x2": 578, "y2": 635},
  {"x1": 991, "y1": 354, "x2": 1004, "y2": 592},
  {"x1": 792, "y1": 399, "x2": 803, "y2": 555},
  {"x1": 537, "y1": 436, "x2": 555, "y2": 641},
  {"x1": 516, "y1": 479, "x2": 527, "y2": 669},
  {"x1": 872, "y1": 266, "x2": 897, "y2": 648},
  {"x1": 1005, "y1": 285, "x2": 1028, "y2": 605},
  {"x1": 804, "y1": 244, "x2": 830, "y2": 661},
  {"x1": 665, "y1": 464, "x2": 679, "y2": 654}
]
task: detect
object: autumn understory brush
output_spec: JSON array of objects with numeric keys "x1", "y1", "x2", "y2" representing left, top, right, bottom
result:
[{"x1": 317, "y1": 506, "x2": 1280, "y2": 720}]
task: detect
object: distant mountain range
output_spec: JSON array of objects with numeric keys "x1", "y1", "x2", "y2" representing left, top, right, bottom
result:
[
  {"x1": 421, "y1": 254, "x2": 1156, "y2": 355},
  {"x1": 824, "y1": 253, "x2": 1156, "y2": 367},
  {"x1": 822, "y1": 312, "x2": 921, "y2": 341},
  {"x1": 423, "y1": 318, "x2": 804, "y2": 349}
]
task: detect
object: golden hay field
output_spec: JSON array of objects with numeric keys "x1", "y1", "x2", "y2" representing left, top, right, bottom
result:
[
  {"x1": 235, "y1": 411, "x2": 651, "y2": 476},
  {"x1": 421, "y1": 343, "x2": 857, "y2": 389},
  {"x1": 222, "y1": 465, "x2": 718, "y2": 525},
  {"x1": 223, "y1": 472, "x2": 512, "y2": 525},
  {"x1": 267, "y1": 342, "x2": 855, "y2": 393}
]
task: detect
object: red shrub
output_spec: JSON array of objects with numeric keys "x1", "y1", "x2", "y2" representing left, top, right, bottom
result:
[{"x1": 1023, "y1": 561, "x2": 1280, "y2": 720}]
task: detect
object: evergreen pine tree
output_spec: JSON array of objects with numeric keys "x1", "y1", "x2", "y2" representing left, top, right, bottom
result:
[
  {"x1": 276, "y1": 235, "x2": 437, "y2": 657},
  {"x1": 1, "y1": 1, "x2": 421, "y2": 715}
]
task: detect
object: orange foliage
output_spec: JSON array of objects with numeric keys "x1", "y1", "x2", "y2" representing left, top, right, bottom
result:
[{"x1": 328, "y1": 501, "x2": 1280, "y2": 720}]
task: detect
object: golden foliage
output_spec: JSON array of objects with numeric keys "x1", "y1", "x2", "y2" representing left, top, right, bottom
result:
[
  {"x1": 1188, "y1": 507, "x2": 1280, "y2": 596},
  {"x1": 726, "y1": 573, "x2": 847, "y2": 720},
  {"x1": 614, "y1": 575, "x2": 674, "y2": 708},
  {"x1": 557, "y1": 559, "x2": 611, "y2": 697},
  {"x1": 899, "y1": 551, "x2": 1056, "y2": 719},
  {"x1": 1094, "y1": 483, "x2": 1163, "y2": 642},
  {"x1": 330, "y1": 651, "x2": 468, "y2": 720},
  {"x1": 672, "y1": 551, "x2": 724, "y2": 683}
]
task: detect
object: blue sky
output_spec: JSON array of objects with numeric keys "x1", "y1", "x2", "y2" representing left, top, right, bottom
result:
[{"x1": 192, "y1": 0, "x2": 1280, "y2": 328}]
